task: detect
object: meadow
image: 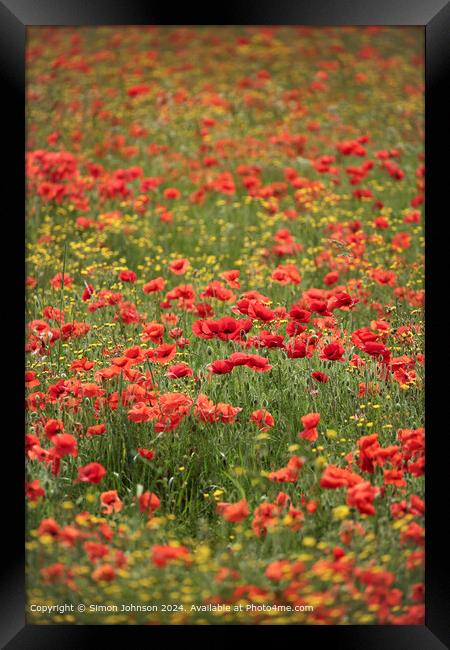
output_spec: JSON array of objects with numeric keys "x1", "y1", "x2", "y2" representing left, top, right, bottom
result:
[{"x1": 25, "y1": 26, "x2": 425, "y2": 625}]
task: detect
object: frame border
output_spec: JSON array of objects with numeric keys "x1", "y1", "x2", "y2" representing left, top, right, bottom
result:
[{"x1": 2, "y1": 1, "x2": 449, "y2": 647}]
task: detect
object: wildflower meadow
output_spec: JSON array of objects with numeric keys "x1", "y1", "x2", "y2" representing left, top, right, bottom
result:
[{"x1": 25, "y1": 26, "x2": 425, "y2": 625}]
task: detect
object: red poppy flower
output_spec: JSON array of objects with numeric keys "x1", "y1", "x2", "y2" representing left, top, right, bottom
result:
[
  {"x1": 51, "y1": 433, "x2": 78, "y2": 458},
  {"x1": 272, "y1": 263, "x2": 301, "y2": 285},
  {"x1": 327, "y1": 291, "x2": 358, "y2": 311},
  {"x1": 268, "y1": 456, "x2": 304, "y2": 483},
  {"x1": 82, "y1": 284, "x2": 95, "y2": 301},
  {"x1": 301, "y1": 412, "x2": 320, "y2": 429},
  {"x1": 141, "y1": 321, "x2": 165, "y2": 343},
  {"x1": 151, "y1": 545, "x2": 191, "y2": 568},
  {"x1": 86, "y1": 423, "x2": 106, "y2": 437},
  {"x1": 166, "y1": 362, "x2": 193, "y2": 379},
  {"x1": 213, "y1": 402, "x2": 242, "y2": 423},
  {"x1": 320, "y1": 341, "x2": 345, "y2": 362},
  {"x1": 25, "y1": 370, "x2": 40, "y2": 388},
  {"x1": 265, "y1": 559, "x2": 304, "y2": 582},
  {"x1": 143, "y1": 277, "x2": 165, "y2": 293},
  {"x1": 163, "y1": 187, "x2": 181, "y2": 199},
  {"x1": 92, "y1": 564, "x2": 116, "y2": 582},
  {"x1": 299, "y1": 412, "x2": 320, "y2": 442},
  {"x1": 138, "y1": 491, "x2": 160, "y2": 517},
  {"x1": 146, "y1": 343, "x2": 176, "y2": 364},
  {"x1": 250, "y1": 409, "x2": 274, "y2": 431},
  {"x1": 286, "y1": 338, "x2": 307, "y2": 359},
  {"x1": 208, "y1": 359, "x2": 234, "y2": 375},
  {"x1": 221, "y1": 269, "x2": 241, "y2": 288},
  {"x1": 26, "y1": 479, "x2": 46, "y2": 502},
  {"x1": 75, "y1": 462, "x2": 107, "y2": 484},
  {"x1": 347, "y1": 480, "x2": 378, "y2": 516},
  {"x1": 100, "y1": 490, "x2": 123, "y2": 514},
  {"x1": 40, "y1": 563, "x2": 66, "y2": 584},
  {"x1": 119, "y1": 269, "x2": 136, "y2": 283},
  {"x1": 323, "y1": 271, "x2": 339, "y2": 286},
  {"x1": 127, "y1": 83, "x2": 150, "y2": 97},
  {"x1": 384, "y1": 468, "x2": 407, "y2": 487},
  {"x1": 320, "y1": 464, "x2": 363, "y2": 489},
  {"x1": 216, "y1": 499, "x2": 250, "y2": 523},
  {"x1": 363, "y1": 341, "x2": 390, "y2": 361},
  {"x1": 37, "y1": 518, "x2": 60, "y2": 538},
  {"x1": 311, "y1": 371, "x2": 330, "y2": 383},
  {"x1": 169, "y1": 258, "x2": 190, "y2": 275},
  {"x1": 71, "y1": 358, "x2": 94, "y2": 372},
  {"x1": 228, "y1": 352, "x2": 272, "y2": 372},
  {"x1": 50, "y1": 272, "x2": 73, "y2": 289},
  {"x1": 44, "y1": 418, "x2": 64, "y2": 439},
  {"x1": 137, "y1": 448, "x2": 155, "y2": 461}
]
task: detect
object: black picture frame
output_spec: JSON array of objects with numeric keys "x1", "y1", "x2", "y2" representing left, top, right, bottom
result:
[{"x1": 1, "y1": 1, "x2": 449, "y2": 647}]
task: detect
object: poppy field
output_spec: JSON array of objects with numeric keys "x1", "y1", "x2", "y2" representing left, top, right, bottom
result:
[{"x1": 25, "y1": 26, "x2": 425, "y2": 625}]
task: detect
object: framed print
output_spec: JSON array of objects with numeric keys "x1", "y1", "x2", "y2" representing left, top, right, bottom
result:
[{"x1": 1, "y1": 0, "x2": 449, "y2": 647}]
